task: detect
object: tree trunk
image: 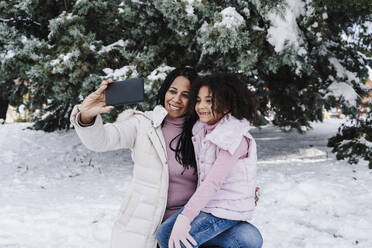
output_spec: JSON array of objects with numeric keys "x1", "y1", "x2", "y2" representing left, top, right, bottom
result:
[{"x1": 0, "y1": 97, "x2": 9, "y2": 120}]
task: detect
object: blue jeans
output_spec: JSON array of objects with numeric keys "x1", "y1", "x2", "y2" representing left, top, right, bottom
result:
[{"x1": 156, "y1": 208, "x2": 263, "y2": 248}]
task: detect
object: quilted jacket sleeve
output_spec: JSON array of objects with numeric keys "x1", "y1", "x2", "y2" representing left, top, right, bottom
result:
[{"x1": 70, "y1": 105, "x2": 138, "y2": 152}]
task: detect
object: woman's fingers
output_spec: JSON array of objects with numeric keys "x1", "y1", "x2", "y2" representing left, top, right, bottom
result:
[
  {"x1": 96, "y1": 79, "x2": 113, "y2": 95},
  {"x1": 101, "y1": 78, "x2": 113, "y2": 87},
  {"x1": 95, "y1": 84, "x2": 107, "y2": 95},
  {"x1": 102, "y1": 106, "x2": 114, "y2": 113}
]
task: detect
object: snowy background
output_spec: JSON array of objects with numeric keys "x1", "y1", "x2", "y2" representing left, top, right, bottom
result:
[{"x1": 0, "y1": 118, "x2": 371, "y2": 248}]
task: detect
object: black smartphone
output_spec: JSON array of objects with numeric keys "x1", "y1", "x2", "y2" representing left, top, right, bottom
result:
[{"x1": 105, "y1": 78, "x2": 144, "y2": 106}]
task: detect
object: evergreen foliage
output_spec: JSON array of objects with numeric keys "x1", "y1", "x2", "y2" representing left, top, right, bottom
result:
[
  {"x1": 328, "y1": 108, "x2": 372, "y2": 169},
  {"x1": 0, "y1": 0, "x2": 371, "y2": 165}
]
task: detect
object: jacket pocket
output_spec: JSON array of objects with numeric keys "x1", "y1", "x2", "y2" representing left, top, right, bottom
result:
[{"x1": 116, "y1": 193, "x2": 140, "y2": 227}]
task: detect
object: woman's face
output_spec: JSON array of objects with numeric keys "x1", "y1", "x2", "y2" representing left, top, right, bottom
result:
[{"x1": 164, "y1": 76, "x2": 191, "y2": 118}]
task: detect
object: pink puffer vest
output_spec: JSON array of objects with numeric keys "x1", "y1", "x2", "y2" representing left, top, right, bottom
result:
[{"x1": 192, "y1": 114, "x2": 257, "y2": 221}]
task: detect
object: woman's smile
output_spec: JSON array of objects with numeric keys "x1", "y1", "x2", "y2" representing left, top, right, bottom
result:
[{"x1": 164, "y1": 76, "x2": 191, "y2": 118}]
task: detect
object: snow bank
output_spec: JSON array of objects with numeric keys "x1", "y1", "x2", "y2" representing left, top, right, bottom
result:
[{"x1": 1, "y1": 119, "x2": 371, "y2": 248}]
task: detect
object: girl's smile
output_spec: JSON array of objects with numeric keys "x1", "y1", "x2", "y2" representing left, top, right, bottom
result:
[{"x1": 195, "y1": 86, "x2": 224, "y2": 125}]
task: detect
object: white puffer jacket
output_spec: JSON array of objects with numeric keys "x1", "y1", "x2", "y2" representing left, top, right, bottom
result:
[{"x1": 70, "y1": 105, "x2": 170, "y2": 248}]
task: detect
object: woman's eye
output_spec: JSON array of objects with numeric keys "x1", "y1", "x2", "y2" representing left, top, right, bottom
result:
[
  {"x1": 169, "y1": 90, "x2": 177, "y2": 94},
  {"x1": 182, "y1": 94, "x2": 189, "y2": 99}
]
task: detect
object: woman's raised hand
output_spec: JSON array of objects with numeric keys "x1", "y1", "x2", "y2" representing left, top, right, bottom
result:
[{"x1": 79, "y1": 79, "x2": 114, "y2": 124}]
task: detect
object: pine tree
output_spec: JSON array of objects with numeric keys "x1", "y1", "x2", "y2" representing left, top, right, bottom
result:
[
  {"x1": 0, "y1": 0, "x2": 371, "y2": 165},
  {"x1": 0, "y1": 20, "x2": 40, "y2": 119}
]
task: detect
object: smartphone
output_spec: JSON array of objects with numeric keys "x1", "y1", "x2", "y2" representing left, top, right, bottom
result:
[{"x1": 105, "y1": 78, "x2": 144, "y2": 106}]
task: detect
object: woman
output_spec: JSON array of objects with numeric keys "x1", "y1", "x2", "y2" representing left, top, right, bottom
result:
[{"x1": 70, "y1": 68, "x2": 262, "y2": 248}]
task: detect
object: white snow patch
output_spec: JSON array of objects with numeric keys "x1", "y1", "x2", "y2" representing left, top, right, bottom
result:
[
  {"x1": 200, "y1": 21, "x2": 209, "y2": 33},
  {"x1": 66, "y1": 13, "x2": 74, "y2": 20},
  {"x1": 102, "y1": 65, "x2": 138, "y2": 80},
  {"x1": 252, "y1": 25, "x2": 264, "y2": 31},
  {"x1": 98, "y1": 40, "x2": 127, "y2": 54},
  {"x1": 214, "y1": 7, "x2": 245, "y2": 30},
  {"x1": 21, "y1": 35, "x2": 28, "y2": 44},
  {"x1": 147, "y1": 65, "x2": 175, "y2": 82},
  {"x1": 50, "y1": 58, "x2": 60, "y2": 66},
  {"x1": 5, "y1": 50, "x2": 16, "y2": 59},
  {"x1": 364, "y1": 21, "x2": 372, "y2": 35},
  {"x1": 145, "y1": 65, "x2": 175, "y2": 91},
  {"x1": 242, "y1": 7, "x2": 250, "y2": 17},
  {"x1": 326, "y1": 81, "x2": 358, "y2": 106},
  {"x1": 185, "y1": 5, "x2": 194, "y2": 16},
  {"x1": 182, "y1": 0, "x2": 200, "y2": 16},
  {"x1": 266, "y1": 0, "x2": 306, "y2": 54},
  {"x1": 329, "y1": 57, "x2": 360, "y2": 84},
  {"x1": 61, "y1": 52, "x2": 74, "y2": 63},
  {"x1": 359, "y1": 135, "x2": 372, "y2": 147}
]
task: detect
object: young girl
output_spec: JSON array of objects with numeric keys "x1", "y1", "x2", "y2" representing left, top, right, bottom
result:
[{"x1": 156, "y1": 73, "x2": 262, "y2": 248}]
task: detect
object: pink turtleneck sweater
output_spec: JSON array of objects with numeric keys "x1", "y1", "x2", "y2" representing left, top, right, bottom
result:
[{"x1": 161, "y1": 115, "x2": 197, "y2": 221}]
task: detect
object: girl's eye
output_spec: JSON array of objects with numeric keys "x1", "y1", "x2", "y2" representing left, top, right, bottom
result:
[
  {"x1": 196, "y1": 99, "x2": 201, "y2": 103},
  {"x1": 169, "y1": 90, "x2": 177, "y2": 94},
  {"x1": 182, "y1": 93, "x2": 189, "y2": 99},
  {"x1": 206, "y1": 99, "x2": 212, "y2": 103}
]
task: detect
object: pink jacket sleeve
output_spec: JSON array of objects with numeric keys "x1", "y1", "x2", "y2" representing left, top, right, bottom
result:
[{"x1": 181, "y1": 137, "x2": 250, "y2": 222}]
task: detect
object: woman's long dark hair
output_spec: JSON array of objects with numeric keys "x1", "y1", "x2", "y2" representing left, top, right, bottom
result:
[{"x1": 156, "y1": 67, "x2": 198, "y2": 171}]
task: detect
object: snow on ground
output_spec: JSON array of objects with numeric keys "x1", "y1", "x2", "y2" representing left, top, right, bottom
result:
[{"x1": 0, "y1": 118, "x2": 371, "y2": 248}]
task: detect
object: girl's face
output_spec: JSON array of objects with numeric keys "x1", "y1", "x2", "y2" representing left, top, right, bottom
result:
[
  {"x1": 164, "y1": 76, "x2": 191, "y2": 118},
  {"x1": 195, "y1": 86, "x2": 224, "y2": 125}
]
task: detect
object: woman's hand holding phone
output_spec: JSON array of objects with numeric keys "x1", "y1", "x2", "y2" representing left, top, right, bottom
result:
[{"x1": 80, "y1": 79, "x2": 114, "y2": 124}]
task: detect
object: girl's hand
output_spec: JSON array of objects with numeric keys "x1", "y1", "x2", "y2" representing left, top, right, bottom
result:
[
  {"x1": 168, "y1": 214, "x2": 197, "y2": 248},
  {"x1": 79, "y1": 79, "x2": 114, "y2": 124}
]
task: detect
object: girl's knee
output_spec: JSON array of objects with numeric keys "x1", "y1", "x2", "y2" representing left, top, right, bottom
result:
[
  {"x1": 242, "y1": 227, "x2": 263, "y2": 248},
  {"x1": 250, "y1": 232, "x2": 263, "y2": 248},
  {"x1": 156, "y1": 223, "x2": 170, "y2": 247},
  {"x1": 231, "y1": 222, "x2": 263, "y2": 248}
]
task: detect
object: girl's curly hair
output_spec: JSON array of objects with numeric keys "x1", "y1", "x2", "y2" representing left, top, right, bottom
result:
[{"x1": 188, "y1": 72, "x2": 258, "y2": 122}]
